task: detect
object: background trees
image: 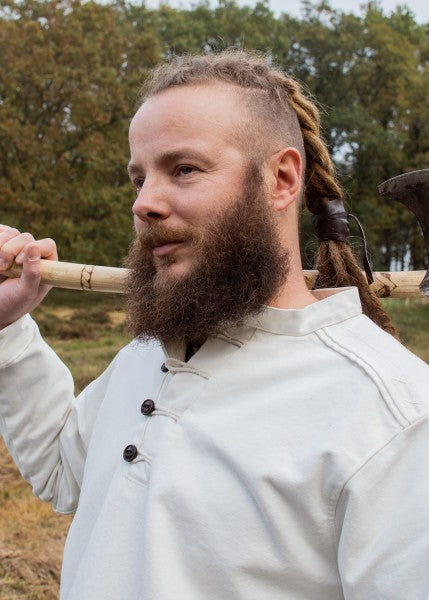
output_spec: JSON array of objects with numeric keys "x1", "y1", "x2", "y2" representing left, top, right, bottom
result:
[{"x1": 1, "y1": 0, "x2": 428, "y2": 270}]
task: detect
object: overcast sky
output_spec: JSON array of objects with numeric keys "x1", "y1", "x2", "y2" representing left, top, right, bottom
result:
[
  {"x1": 269, "y1": 0, "x2": 428, "y2": 22},
  {"x1": 147, "y1": 0, "x2": 429, "y2": 23}
]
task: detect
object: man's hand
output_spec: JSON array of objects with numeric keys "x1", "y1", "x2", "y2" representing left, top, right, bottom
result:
[{"x1": 0, "y1": 225, "x2": 58, "y2": 329}]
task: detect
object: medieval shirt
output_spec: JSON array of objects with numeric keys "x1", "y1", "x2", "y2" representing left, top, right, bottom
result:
[{"x1": 0, "y1": 287, "x2": 428, "y2": 599}]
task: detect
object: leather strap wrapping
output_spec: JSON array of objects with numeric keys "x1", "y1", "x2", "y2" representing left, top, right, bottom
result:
[
  {"x1": 312, "y1": 199, "x2": 350, "y2": 243},
  {"x1": 312, "y1": 198, "x2": 374, "y2": 286}
]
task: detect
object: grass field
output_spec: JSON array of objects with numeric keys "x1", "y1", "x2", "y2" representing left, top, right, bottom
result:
[{"x1": 0, "y1": 291, "x2": 428, "y2": 598}]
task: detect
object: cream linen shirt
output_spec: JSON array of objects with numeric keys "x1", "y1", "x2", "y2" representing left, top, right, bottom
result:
[{"x1": 1, "y1": 287, "x2": 429, "y2": 600}]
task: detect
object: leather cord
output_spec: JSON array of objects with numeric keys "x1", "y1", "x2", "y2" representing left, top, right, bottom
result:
[
  {"x1": 347, "y1": 213, "x2": 374, "y2": 285},
  {"x1": 312, "y1": 199, "x2": 374, "y2": 286}
]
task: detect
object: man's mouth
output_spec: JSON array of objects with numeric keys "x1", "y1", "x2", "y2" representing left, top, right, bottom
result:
[{"x1": 152, "y1": 240, "x2": 186, "y2": 257}]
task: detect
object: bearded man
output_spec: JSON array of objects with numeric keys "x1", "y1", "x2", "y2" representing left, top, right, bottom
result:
[{"x1": 0, "y1": 51, "x2": 428, "y2": 600}]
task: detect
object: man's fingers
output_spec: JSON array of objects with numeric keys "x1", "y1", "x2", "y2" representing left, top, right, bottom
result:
[
  {"x1": 19, "y1": 245, "x2": 42, "y2": 292},
  {"x1": 1, "y1": 232, "x2": 35, "y2": 264},
  {"x1": 15, "y1": 238, "x2": 58, "y2": 264},
  {"x1": 0, "y1": 224, "x2": 13, "y2": 233},
  {"x1": 0, "y1": 228, "x2": 20, "y2": 257},
  {"x1": 0, "y1": 231, "x2": 54, "y2": 327},
  {"x1": 37, "y1": 238, "x2": 58, "y2": 261},
  {"x1": 0, "y1": 236, "x2": 58, "y2": 271},
  {"x1": 0, "y1": 230, "x2": 31, "y2": 270},
  {"x1": 0, "y1": 228, "x2": 58, "y2": 298}
]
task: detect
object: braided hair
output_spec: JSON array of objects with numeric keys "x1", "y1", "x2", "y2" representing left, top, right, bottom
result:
[{"x1": 140, "y1": 50, "x2": 397, "y2": 337}]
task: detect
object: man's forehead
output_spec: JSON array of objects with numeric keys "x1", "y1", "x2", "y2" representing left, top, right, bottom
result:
[{"x1": 129, "y1": 82, "x2": 246, "y2": 142}]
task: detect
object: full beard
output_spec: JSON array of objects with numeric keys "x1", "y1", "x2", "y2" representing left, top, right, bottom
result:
[{"x1": 125, "y1": 164, "x2": 290, "y2": 345}]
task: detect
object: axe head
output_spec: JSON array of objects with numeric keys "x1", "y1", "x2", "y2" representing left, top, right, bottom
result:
[{"x1": 378, "y1": 169, "x2": 429, "y2": 298}]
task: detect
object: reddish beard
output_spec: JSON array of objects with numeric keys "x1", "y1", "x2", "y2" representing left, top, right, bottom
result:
[{"x1": 125, "y1": 164, "x2": 290, "y2": 345}]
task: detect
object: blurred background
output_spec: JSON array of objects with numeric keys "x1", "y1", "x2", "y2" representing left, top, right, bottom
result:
[{"x1": 1, "y1": 0, "x2": 429, "y2": 272}]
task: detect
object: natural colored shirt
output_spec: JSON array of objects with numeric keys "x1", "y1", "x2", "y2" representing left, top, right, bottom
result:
[{"x1": 0, "y1": 288, "x2": 428, "y2": 599}]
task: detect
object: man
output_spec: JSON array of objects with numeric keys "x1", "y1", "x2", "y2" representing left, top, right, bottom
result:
[{"x1": 0, "y1": 51, "x2": 428, "y2": 599}]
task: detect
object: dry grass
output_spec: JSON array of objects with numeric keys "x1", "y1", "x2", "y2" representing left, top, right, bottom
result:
[
  {"x1": 0, "y1": 292, "x2": 427, "y2": 599},
  {"x1": 0, "y1": 438, "x2": 70, "y2": 599}
]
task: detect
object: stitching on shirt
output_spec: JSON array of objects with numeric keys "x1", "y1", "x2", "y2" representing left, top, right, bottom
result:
[
  {"x1": 316, "y1": 328, "x2": 410, "y2": 428},
  {"x1": 213, "y1": 333, "x2": 244, "y2": 347},
  {"x1": 331, "y1": 415, "x2": 429, "y2": 546},
  {"x1": 343, "y1": 320, "x2": 407, "y2": 384},
  {"x1": 149, "y1": 379, "x2": 180, "y2": 419},
  {"x1": 154, "y1": 371, "x2": 171, "y2": 403}
]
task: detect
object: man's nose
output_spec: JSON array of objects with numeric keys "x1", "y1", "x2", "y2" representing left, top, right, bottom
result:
[{"x1": 132, "y1": 178, "x2": 171, "y2": 223}]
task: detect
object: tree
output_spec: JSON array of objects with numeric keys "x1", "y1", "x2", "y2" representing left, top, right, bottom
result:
[
  {"x1": 1, "y1": 0, "x2": 427, "y2": 271},
  {"x1": 0, "y1": 0, "x2": 160, "y2": 264}
]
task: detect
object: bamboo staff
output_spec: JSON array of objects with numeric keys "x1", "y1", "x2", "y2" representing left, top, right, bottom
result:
[{"x1": 2, "y1": 260, "x2": 428, "y2": 299}]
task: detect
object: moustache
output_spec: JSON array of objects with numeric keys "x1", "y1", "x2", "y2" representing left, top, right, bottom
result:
[{"x1": 137, "y1": 224, "x2": 201, "y2": 251}]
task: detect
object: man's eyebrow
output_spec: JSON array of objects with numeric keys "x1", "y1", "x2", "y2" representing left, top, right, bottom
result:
[
  {"x1": 156, "y1": 148, "x2": 209, "y2": 165},
  {"x1": 127, "y1": 162, "x2": 141, "y2": 178}
]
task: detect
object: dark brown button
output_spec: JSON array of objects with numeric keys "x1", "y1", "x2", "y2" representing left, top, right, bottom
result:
[
  {"x1": 123, "y1": 444, "x2": 138, "y2": 462},
  {"x1": 141, "y1": 399, "x2": 155, "y2": 415},
  {"x1": 161, "y1": 362, "x2": 168, "y2": 373}
]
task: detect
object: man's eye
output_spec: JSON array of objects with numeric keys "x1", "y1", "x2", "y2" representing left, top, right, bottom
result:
[
  {"x1": 134, "y1": 177, "x2": 145, "y2": 191},
  {"x1": 176, "y1": 165, "x2": 195, "y2": 176}
]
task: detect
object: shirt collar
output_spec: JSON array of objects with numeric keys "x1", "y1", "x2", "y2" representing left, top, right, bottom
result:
[
  {"x1": 243, "y1": 287, "x2": 362, "y2": 336},
  {"x1": 162, "y1": 287, "x2": 362, "y2": 360}
]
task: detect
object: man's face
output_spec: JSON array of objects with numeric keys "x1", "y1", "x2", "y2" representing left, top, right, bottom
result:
[
  {"x1": 128, "y1": 83, "x2": 254, "y2": 282},
  {"x1": 126, "y1": 83, "x2": 289, "y2": 343}
]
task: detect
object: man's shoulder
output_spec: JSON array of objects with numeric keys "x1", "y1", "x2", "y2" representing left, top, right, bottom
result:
[
  {"x1": 324, "y1": 313, "x2": 429, "y2": 421},
  {"x1": 83, "y1": 336, "x2": 165, "y2": 399},
  {"x1": 114, "y1": 336, "x2": 164, "y2": 367}
]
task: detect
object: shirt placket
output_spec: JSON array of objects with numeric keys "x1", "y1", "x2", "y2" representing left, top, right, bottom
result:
[{"x1": 121, "y1": 358, "x2": 178, "y2": 485}]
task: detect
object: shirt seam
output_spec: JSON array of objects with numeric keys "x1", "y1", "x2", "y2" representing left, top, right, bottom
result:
[
  {"x1": 246, "y1": 312, "x2": 361, "y2": 336},
  {"x1": 331, "y1": 415, "x2": 429, "y2": 546},
  {"x1": 315, "y1": 327, "x2": 410, "y2": 427},
  {"x1": 316, "y1": 325, "x2": 413, "y2": 561},
  {"x1": 214, "y1": 332, "x2": 244, "y2": 347}
]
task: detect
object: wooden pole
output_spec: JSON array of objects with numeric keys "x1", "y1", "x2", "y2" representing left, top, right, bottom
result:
[
  {"x1": 3, "y1": 260, "x2": 128, "y2": 294},
  {"x1": 2, "y1": 260, "x2": 428, "y2": 299},
  {"x1": 303, "y1": 269, "x2": 427, "y2": 299}
]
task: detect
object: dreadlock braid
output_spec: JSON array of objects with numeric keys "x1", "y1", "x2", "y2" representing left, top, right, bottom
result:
[
  {"x1": 284, "y1": 81, "x2": 398, "y2": 337},
  {"x1": 140, "y1": 50, "x2": 398, "y2": 337}
]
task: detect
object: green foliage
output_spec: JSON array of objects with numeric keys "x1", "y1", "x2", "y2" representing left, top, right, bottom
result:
[
  {"x1": 0, "y1": 0, "x2": 161, "y2": 264},
  {"x1": 382, "y1": 298, "x2": 429, "y2": 363},
  {"x1": 0, "y1": 0, "x2": 428, "y2": 271}
]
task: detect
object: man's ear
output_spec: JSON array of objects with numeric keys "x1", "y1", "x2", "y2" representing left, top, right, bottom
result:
[{"x1": 266, "y1": 147, "x2": 302, "y2": 211}]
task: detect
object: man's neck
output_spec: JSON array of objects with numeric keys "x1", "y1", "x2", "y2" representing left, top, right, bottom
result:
[{"x1": 268, "y1": 271, "x2": 319, "y2": 309}]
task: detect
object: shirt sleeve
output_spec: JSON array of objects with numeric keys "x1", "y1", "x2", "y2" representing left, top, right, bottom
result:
[
  {"x1": 0, "y1": 314, "x2": 114, "y2": 514},
  {"x1": 336, "y1": 416, "x2": 429, "y2": 599}
]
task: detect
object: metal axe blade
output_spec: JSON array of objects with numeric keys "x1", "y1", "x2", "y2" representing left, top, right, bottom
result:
[{"x1": 378, "y1": 169, "x2": 429, "y2": 298}]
